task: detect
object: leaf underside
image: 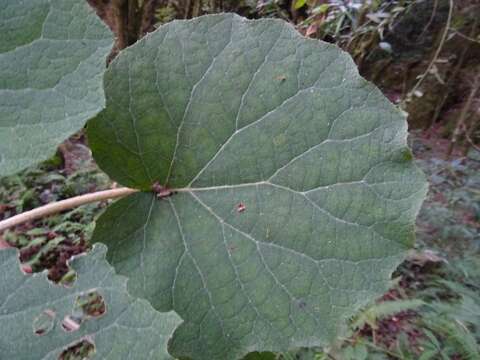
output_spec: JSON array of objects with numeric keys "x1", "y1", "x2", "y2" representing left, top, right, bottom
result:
[
  {"x1": 0, "y1": 244, "x2": 181, "y2": 359},
  {"x1": 89, "y1": 14, "x2": 428, "y2": 360},
  {"x1": 0, "y1": 0, "x2": 113, "y2": 176}
]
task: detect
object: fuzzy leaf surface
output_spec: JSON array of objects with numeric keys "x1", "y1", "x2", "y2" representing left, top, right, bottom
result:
[
  {"x1": 0, "y1": 244, "x2": 181, "y2": 359},
  {"x1": 0, "y1": 0, "x2": 113, "y2": 175},
  {"x1": 89, "y1": 14, "x2": 428, "y2": 360}
]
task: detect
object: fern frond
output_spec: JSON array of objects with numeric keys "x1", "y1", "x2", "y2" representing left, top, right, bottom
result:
[{"x1": 352, "y1": 299, "x2": 425, "y2": 330}]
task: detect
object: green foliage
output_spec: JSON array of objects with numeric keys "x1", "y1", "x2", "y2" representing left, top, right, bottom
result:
[
  {"x1": 415, "y1": 148, "x2": 480, "y2": 254},
  {"x1": 351, "y1": 299, "x2": 424, "y2": 331},
  {"x1": 0, "y1": 0, "x2": 113, "y2": 176},
  {"x1": 414, "y1": 257, "x2": 480, "y2": 359},
  {"x1": 0, "y1": 244, "x2": 181, "y2": 359},
  {"x1": 294, "y1": 0, "x2": 307, "y2": 10},
  {"x1": 421, "y1": 316, "x2": 479, "y2": 359}
]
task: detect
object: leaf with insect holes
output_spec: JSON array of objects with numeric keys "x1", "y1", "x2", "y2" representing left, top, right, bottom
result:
[
  {"x1": 0, "y1": 0, "x2": 113, "y2": 176},
  {"x1": 0, "y1": 244, "x2": 181, "y2": 359},
  {"x1": 88, "y1": 13, "x2": 428, "y2": 360}
]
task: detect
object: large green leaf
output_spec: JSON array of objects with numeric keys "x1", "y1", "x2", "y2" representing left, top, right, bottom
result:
[
  {"x1": 0, "y1": 0, "x2": 113, "y2": 176},
  {"x1": 89, "y1": 14, "x2": 428, "y2": 360},
  {"x1": 0, "y1": 244, "x2": 181, "y2": 359}
]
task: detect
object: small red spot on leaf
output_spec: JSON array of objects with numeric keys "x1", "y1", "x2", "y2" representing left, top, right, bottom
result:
[
  {"x1": 33, "y1": 309, "x2": 56, "y2": 336},
  {"x1": 236, "y1": 203, "x2": 246, "y2": 213}
]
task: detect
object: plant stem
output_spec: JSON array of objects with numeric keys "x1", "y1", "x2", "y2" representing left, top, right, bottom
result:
[
  {"x1": 113, "y1": 0, "x2": 128, "y2": 50},
  {"x1": 446, "y1": 73, "x2": 480, "y2": 158},
  {"x1": 428, "y1": 17, "x2": 478, "y2": 129},
  {"x1": 139, "y1": 0, "x2": 159, "y2": 37},
  {"x1": 403, "y1": 0, "x2": 453, "y2": 106},
  {"x1": 127, "y1": 0, "x2": 139, "y2": 45},
  {"x1": 0, "y1": 187, "x2": 138, "y2": 233}
]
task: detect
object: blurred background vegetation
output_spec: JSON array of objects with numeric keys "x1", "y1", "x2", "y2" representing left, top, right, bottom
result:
[{"x1": 1, "y1": 1, "x2": 479, "y2": 359}]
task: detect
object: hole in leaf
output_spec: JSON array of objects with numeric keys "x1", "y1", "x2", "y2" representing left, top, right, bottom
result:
[
  {"x1": 59, "y1": 339, "x2": 95, "y2": 360},
  {"x1": 59, "y1": 270, "x2": 77, "y2": 288},
  {"x1": 74, "y1": 291, "x2": 106, "y2": 318},
  {"x1": 61, "y1": 316, "x2": 81, "y2": 332},
  {"x1": 33, "y1": 309, "x2": 56, "y2": 336},
  {"x1": 61, "y1": 290, "x2": 106, "y2": 332},
  {"x1": 11, "y1": 226, "x2": 89, "y2": 284}
]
